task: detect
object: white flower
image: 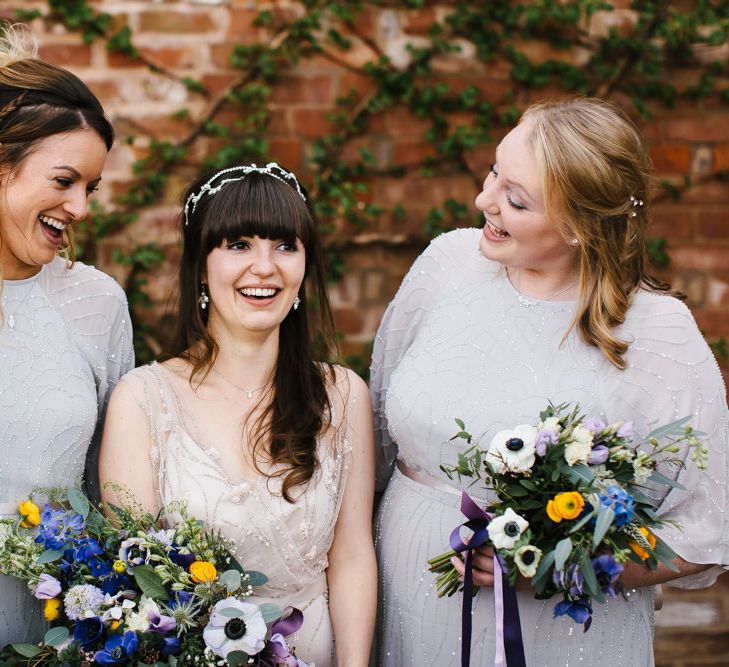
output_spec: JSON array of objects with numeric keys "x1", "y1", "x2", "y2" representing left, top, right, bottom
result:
[
  {"x1": 564, "y1": 425, "x2": 593, "y2": 466},
  {"x1": 632, "y1": 450, "x2": 653, "y2": 484},
  {"x1": 485, "y1": 425, "x2": 538, "y2": 474},
  {"x1": 203, "y1": 598, "x2": 267, "y2": 659},
  {"x1": 0, "y1": 521, "x2": 12, "y2": 552},
  {"x1": 126, "y1": 596, "x2": 160, "y2": 632},
  {"x1": 488, "y1": 508, "x2": 529, "y2": 550},
  {"x1": 63, "y1": 584, "x2": 105, "y2": 621},
  {"x1": 538, "y1": 417, "x2": 562, "y2": 434},
  {"x1": 514, "y1": 544, "x2": 542, "y2": 578}
]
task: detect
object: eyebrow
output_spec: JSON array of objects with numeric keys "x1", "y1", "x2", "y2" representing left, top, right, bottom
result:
[{"x1": 52, "y1": 166, "x2": 102, "y2": 183}]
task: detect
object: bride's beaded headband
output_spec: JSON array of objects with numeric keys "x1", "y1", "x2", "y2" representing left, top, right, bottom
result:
[{"x1": 184, "y1": 162, "x2": 306, "y2": 226}]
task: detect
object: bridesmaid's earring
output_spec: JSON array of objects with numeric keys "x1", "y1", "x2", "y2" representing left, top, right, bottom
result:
[
  {"x1": 569, "y1": 238, "x2": 579, "y2": 247},
  {"x1": 293, "y1": 296, "x2": 301, "y2": 311},
  {"x1": 198, "y1": 283, "x2": 210, "y2": 310}
]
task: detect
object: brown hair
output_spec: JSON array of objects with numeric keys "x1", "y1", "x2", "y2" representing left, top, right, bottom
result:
[
  {"x1": 522, "y1": 97, "x2": 676, "y2": 369},
  {"x1": 0, "y1": 23, "x2": 113, "y2": 293},
  {"x1": 171, "y1": 166, "x2": 337, "y2": 502}
]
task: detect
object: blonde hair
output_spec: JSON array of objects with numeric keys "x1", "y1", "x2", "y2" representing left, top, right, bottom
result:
[{"x1": 521, "y1": 97, "x2": 675, "y2": 369}]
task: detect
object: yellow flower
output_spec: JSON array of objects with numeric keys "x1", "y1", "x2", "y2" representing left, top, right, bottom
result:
[
  {"x1": 113, "y1": 560, "x2": 127, "y2": 573},
  {"x1": 547, "y1": 492, "x2": 585, "y2": 522},
  {"x1": 110, "y1": 620, "x2": 120, "y2": 630},
  {"x1": 18, "y1": 499, "x2": 41, "y2": 528},
  {"x1": 629, "y1": 527, "x2": 657, "y2": 560},
  {"x1": 44, "y1": 598, "x2": 61, "y2": 621},
  {"x1": 189, "y1": 560, "x2": 217, "y2": 583}
]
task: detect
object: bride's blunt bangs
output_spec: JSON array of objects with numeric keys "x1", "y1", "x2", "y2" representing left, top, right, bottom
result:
[{"x1": 197, "y1": 173, "x2": 311, "y2": 255}]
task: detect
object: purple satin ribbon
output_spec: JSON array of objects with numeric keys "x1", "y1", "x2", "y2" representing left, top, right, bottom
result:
[
  {"x1": 271, "y1": 606, "x2": 304, "y2": 637},
  {"x1": 449, "y1": 492, "x2": 527, "y2": 667}
]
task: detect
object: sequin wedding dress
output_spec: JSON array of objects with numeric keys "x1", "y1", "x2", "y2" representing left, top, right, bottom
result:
[
  {"x1": 371, "y1": 228, "x2": 729, "y2": 667},
  {"x1": 0, "y1": 257, "x2": 133, "y2": 645},
  {"x1": 119, "y1": 363, "x2": 360, "y2": 666}
]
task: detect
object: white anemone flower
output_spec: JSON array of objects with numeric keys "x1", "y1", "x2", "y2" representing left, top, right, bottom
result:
[
  {"x1": 203, "y1": 598, "x2": 267, "y2": 658},
  {"x1": 514, "y1": 544, "x2": 542, "y2": 578},
  {"x1": 488, "y1": 508, "x2": 529, "y2": 550},
  {"x1": 485, "y1": 425, "x2": 538, "y2": 474}
]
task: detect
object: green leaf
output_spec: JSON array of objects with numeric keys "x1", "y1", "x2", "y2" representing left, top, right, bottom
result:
[
  {"x1": 226, "y1": 651, "x2": 250, "y2": 667},
  {"x1": 219, "y1": 569, "x2": 242, "y2": 593},
  {"x1": 651, "y1": 536, "x2": 679, "y2": 570},
  {"x1": 569, "y1": 509, "x2": 596, "y2": 534},
  {"x1": 67, "y1": 488, "x2": 90, "y2": 519},
  {"x1": 560, "y1": 463, "x2": 593, "y2": 486},
  {"x1": 645, "y1": 416, "x2": 691, "y2": 440},
  {"x1": 649, "y1": 470, "x2": 685, "y2": 490},
  {"x1": 245, "y1": 570, "x2": 269, "y2": 587},
  {"x1": 10, "y1": 644, "x2": 41, "y2": 658},
  {"x1": 579, "y1": 553, "x2": 603, "y2": 602},
  {"x1": 44, "y1": 626, "x2": 69, "y2": 647},
  {"x1": 554, "y1": 537, "x2": 573, "y2": 572},
  {"x1": 518, "y1": 479, "x2": 539, "y2": 491},
  {"x1": 532, "y1": 549, "x2": 555, "y2": 590},
  {"x1": 258, "y1": 602, "x2": 284, "y2": 623},
  {"x1": 592, "y1": 506, "x2": 615, "y2": 550},
  {"x1": 37, "y1": 548, "x2": 65, "y2": 564},
  {"x1": 216, "y1": 606, "x2": 245, "y2": 618},
  {"x1": 455, "y1": 418, "x2": 465, "y2": 430},
  {"x1": 132, "y1": 564, "x2": 168, "y2": 601}
]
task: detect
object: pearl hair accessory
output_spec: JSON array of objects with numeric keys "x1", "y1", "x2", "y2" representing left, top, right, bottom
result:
[
  {"x1": 184, "y1": 162, "x2": 306, "y2": 226},
  {"x1": 629, "y1": 195, "x2": 644, "y2": 218}
]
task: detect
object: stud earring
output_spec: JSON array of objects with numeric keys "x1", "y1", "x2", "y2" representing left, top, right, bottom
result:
[
  {"x1": 569, "y1": 238, "x2": 579, "y2": 247},
  {"x1": 198, "y1": 283, "x2": 210, "y2": 310},
  {"x1": 293, "y1": 296, "x2": 301, "y2": 311}
]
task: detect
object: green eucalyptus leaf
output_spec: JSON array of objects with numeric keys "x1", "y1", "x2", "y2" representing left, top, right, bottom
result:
[
  {"x1": 259, "y1": 602, "x2": 284, "y2": 623},
  {"x1": 67, "y1": 488, "x2": 90, "y2": 519},
  {"x1": 44, "y1": 626, "x2": 69, "y2": 647},
  {"x1": 226, "y1": 651, "x2": 250, "y2": 667},
  {"x1": 216, "y1": 606, "x2": 244, "y2": 618},
  {"x1": 219, "y1": 569, "x2": 242, "y2": 593},
  {"x1": 10, "y1": 644, "x2": 42, "y2": 658},
  {"x1": 592, "y1": 506, "x2": 615, "y2": 550},
  {"x1": 553, "y1": 537, "x2": 573, "y2": 572},
  {"x1": 37, "y1": 548, "x2": 65, "y2": 564},
  {"x1": 245, "y1": 570, "x2": 269, "y2": 587}
]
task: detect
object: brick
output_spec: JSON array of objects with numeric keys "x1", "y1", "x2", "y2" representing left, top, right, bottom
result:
[
  {"x1": 696, "y1": 208, "x2": 729, "y2": 238},
  {"x1": 107, "y1": 50, "x2": 140, "y2": 68},
  {"x1": 392, "y1": 140, "x2": 436, "y2": 166},
  {"x1": 139, "y1": 46, "x2": 200, "y2": 70},
  {"x1": 324, "y1": 37, "x2": 380, "y2": 70},
  {"x1": 333, "y1": 306, "x2": 364, "y2": 335},
  {"x1": 39, "y1": 43, "x2": 92, "y2": 67},
  {"x1": 270, "y1": 75, "x2": 336, "y2": 105},
  {"x1": 665, "y1": 115, "x2": 729, "y2": 142},
  {"x1": 290, "y1": 108, "x2": 336, "y2": 138},
  {"x1": 201, "y1": 73, "x2": 239, "y2": 97},
  {"x1": 400, "y1": 8, "x2": 438, "y2": 34},
  {"x1": 715, "y1": 145, "x2": 729, "y2": 172},
  {"x1": 682, "y1": 180, "x2": 729, "y2": 204},
  {"x1": 383, "y1": 107, "x2": 431, "y2": 137},
  {"x1": 648, "y1": 208, "x2": 693, "y2": 238},
  {"x1": 669, "y1": 245, "x2": 729, "y2": 272},
  {"x1": 139, "y1": 10, "x2": 218, "y2": 34},
  {"x1": 268, "y1": 139, "x2": 302, "y2": 172},
  {"x1": 226, "y1": 7, "x2": 260, "y2": 38},
  {"x1": 650, "y1": 144, "x2": 691, "y2": 174},
  {"x1": 338, "y1": 70, "x2": 377, "y2": 100}
]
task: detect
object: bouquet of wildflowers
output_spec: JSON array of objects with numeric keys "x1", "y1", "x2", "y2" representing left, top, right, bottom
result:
[
  {"x1": 0, "y1": 490, "x2": 309, "y2": 666},
  {"x1": 428, "y1": 402, "x2": 708, "y2": 629}
]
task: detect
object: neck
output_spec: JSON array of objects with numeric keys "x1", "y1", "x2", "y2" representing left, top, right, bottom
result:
[
  {"x1": 1, "y1": 258, "x2": 43, "y2": 281},
  {"x1": 508, "y1": 264, "x2": 579, "y2": 300}
]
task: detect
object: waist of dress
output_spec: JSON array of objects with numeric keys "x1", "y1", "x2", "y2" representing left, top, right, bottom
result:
[
  {"x1": 396, "y1": 459, "x2": 461, "y2": 497},
  {"x1": 249, "y1": 571, "x2": 328, "y2": 613}
]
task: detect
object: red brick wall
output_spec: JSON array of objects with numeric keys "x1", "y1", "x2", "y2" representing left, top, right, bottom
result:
[{"x1": 4, "y1": 1, "x2": 728, "y2": 372}]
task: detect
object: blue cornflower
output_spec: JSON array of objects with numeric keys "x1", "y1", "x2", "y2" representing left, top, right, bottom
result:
[
  {"x1": 598, "y1": 485, "x2": 635, "y2": 527},
  {"x1": 554, "y1": 596, "x2": 593, "y2": 627},
  {"x1": 592, "y1": 554, "x2": 623, "y2": 598},
  {"x1": 74, "y1": 617, "x2": 104, "y2": 650},
  {"x1": 94, "y1": 631, "x2": 138, "y2": 665},
  {"x1": 35, "y1": 506, "x2": 84, "y2": 550},
  {"x1": 71, "y1": 537, "x2": 103, "y2": 563}
]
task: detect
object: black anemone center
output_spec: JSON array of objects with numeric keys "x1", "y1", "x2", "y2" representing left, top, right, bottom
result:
[
  {"x1": 521, "y1": 550, "x2": 535, "y2": 565},
  {"x1": 597, "y1": 572, "x2": 611, "y2": 586},
  {"x1": 110, "y1": 647, "x2": 124, "y2": 659},
  {"x1": 505, "y1": 437, "x2": 524, "y2": 451},
  {"x1": 225, "y1": 618, "x2": 247, "y2": 640},
  {"x1": 504, "y1": 521, "x2": 520, "y2": 537}
]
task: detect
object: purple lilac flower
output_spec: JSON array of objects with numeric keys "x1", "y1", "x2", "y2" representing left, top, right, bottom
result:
[
  {"x1": 583, "y1": 418, "x2": 606, "y2": 436},
  {"x1": 535, "y1": 429, "x2": 558, "y2": 456},
  {"x1": 149, "y1": 609, "x2": 177, "y2": 633},
  {"x1": 34, "y1": 573, "x2": 61, "y2": 599},
  {"x1": 554, "y1": 596, "x2": 593, "y2": 627},
  {"x1": 598, "y1": 486, "x2": 635, "y2": 527},
  {"x1": 94, "y1": 631, "x2": 138, "y2": 665},
  {"x1": 553, "y1": 563, "x2": 584, "y2": 598},
  {"x1": 592, "y1": 555, "x2": 623, "y2": 598},
  {"x1": 617, "y1": 421, "x2": 635, "y2": 439},
  {"x1": 588, "y1": 444, "x2": 610, "y2": 465}
]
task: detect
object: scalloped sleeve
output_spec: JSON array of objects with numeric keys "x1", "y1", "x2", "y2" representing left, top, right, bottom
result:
[
  {"x1": 612, "y1": 295, "x2": 729, "y2": 588},
  {"x1": 370, "y1": 228, "x2": 485, "y2": 490}
]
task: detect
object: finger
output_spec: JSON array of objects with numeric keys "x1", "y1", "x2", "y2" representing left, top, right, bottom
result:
[
  {"x1": 470, "y1": 552, "x2": 495, "y2": 574},
  {"x1": 472, "y1": 571, "x2": 495, "y2": 587},
  {"x1": 450, "y1": 556, "x2": 465, "y2": 577}
]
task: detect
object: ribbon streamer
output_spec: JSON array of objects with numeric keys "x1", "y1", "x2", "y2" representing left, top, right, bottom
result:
[{"x1": 449, "y1": 492, "x2": 527, "y2": 667}]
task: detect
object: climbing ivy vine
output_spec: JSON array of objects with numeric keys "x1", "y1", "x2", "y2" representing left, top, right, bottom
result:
[{"x1": 17, "y1": 0, "x2": 729, "y2": 366}]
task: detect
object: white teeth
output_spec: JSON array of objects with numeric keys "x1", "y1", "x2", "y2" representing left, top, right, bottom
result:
[
  {"x1": 39, "y1": 215, "x2": 66, "y2": 230},
  {"x1": 487, "y1": 220, "x2": 509, "y2": 237},
  {"x1": 240, "y1": 287, "x2": 277, "y2": 297}
]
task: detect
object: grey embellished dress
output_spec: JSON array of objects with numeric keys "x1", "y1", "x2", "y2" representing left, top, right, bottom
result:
[
  {"x1": 0, "y1": 256, "x2": 133, "y2": 645},
  {"x1": 371, "y1": 228, "x2": 729, "y2": 666}
]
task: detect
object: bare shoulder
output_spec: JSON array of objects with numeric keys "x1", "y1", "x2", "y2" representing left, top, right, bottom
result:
[{"x1": 327, "y1": 364, "x2": 367, "y2": 402}]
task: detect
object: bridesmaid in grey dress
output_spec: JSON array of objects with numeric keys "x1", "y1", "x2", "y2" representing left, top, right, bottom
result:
[
  {"x1": 372, "y1": 97, "x2": 729, "y2": 666},
  {"x1": 0, "y1": 25, "x2": 133, "y2": 645}
]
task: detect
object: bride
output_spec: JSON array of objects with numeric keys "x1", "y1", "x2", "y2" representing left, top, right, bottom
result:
[{"x1": 99, "y1": 162, "x2": 376, "y2": 666}]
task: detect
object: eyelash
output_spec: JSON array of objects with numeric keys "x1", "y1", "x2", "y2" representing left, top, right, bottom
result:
[
  {"x1": 55, "y1": 178, "x2": 99, "y2": 196},
  {"x1": 226, "y1": 240, "x2": 297, "y2": 252},
  {"x1": 489, "y1": 163, "x2": 526, "y2": 211}
]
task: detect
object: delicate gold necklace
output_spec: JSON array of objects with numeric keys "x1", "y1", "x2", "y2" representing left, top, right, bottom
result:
[
  {"x1": 211, "y1": 366, "x2": 269, "y2": 399},
  {"x1": 511, "y1": 268, "x2": 578, "y2": 308},
  {"x1": 2, "y1": 282, "x2": 36, "y2": 331}
]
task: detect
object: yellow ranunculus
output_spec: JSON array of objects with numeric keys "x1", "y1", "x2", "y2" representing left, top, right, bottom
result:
[
  {"x1": 189, "y1": 560, "x2": 217, "y2": 583},
  {"x1": 629, "y1": 527, "x2": 657, "y2": 560},
  {"x1": 18, "y1": 499, "x2": 41, "y2": 528},
  {"x1": 546, "y1": 492, "x2": 585, "y2": 522},
  {"x1": 113, "y1": 560, "x2": 127, "y2": 573},
  {"x1": 44, "y1": 598, "x2": 61, "y2": 621},
  {"x1": 110, "y1": 619, "x2": 120, "y2": 630}
]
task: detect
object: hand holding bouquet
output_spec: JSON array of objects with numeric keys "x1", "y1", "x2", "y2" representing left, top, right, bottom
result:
[
  {"x1": 0, "y1": 490, "x2": 308, "y2": 666},
  {"x1": 428, "y1": 402, "x2": 708, "y2": 629}
]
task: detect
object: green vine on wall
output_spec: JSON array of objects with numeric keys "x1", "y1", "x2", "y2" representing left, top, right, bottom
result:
[{"x1": 18, "y1": 0, "x2": 729, "y2": 366}]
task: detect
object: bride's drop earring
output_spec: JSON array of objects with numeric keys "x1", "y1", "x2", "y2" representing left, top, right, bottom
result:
[
  {"x1": 293, "y1": 296, "x2": 301, "y2": 311},
  {"x1": 198, "y1": 283, "x2": 210, "y2": 310}
]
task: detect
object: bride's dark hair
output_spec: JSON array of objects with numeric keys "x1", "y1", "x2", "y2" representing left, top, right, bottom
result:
[{"x1": 171, "y1": 166, "x2": 337, "y2": 502}]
